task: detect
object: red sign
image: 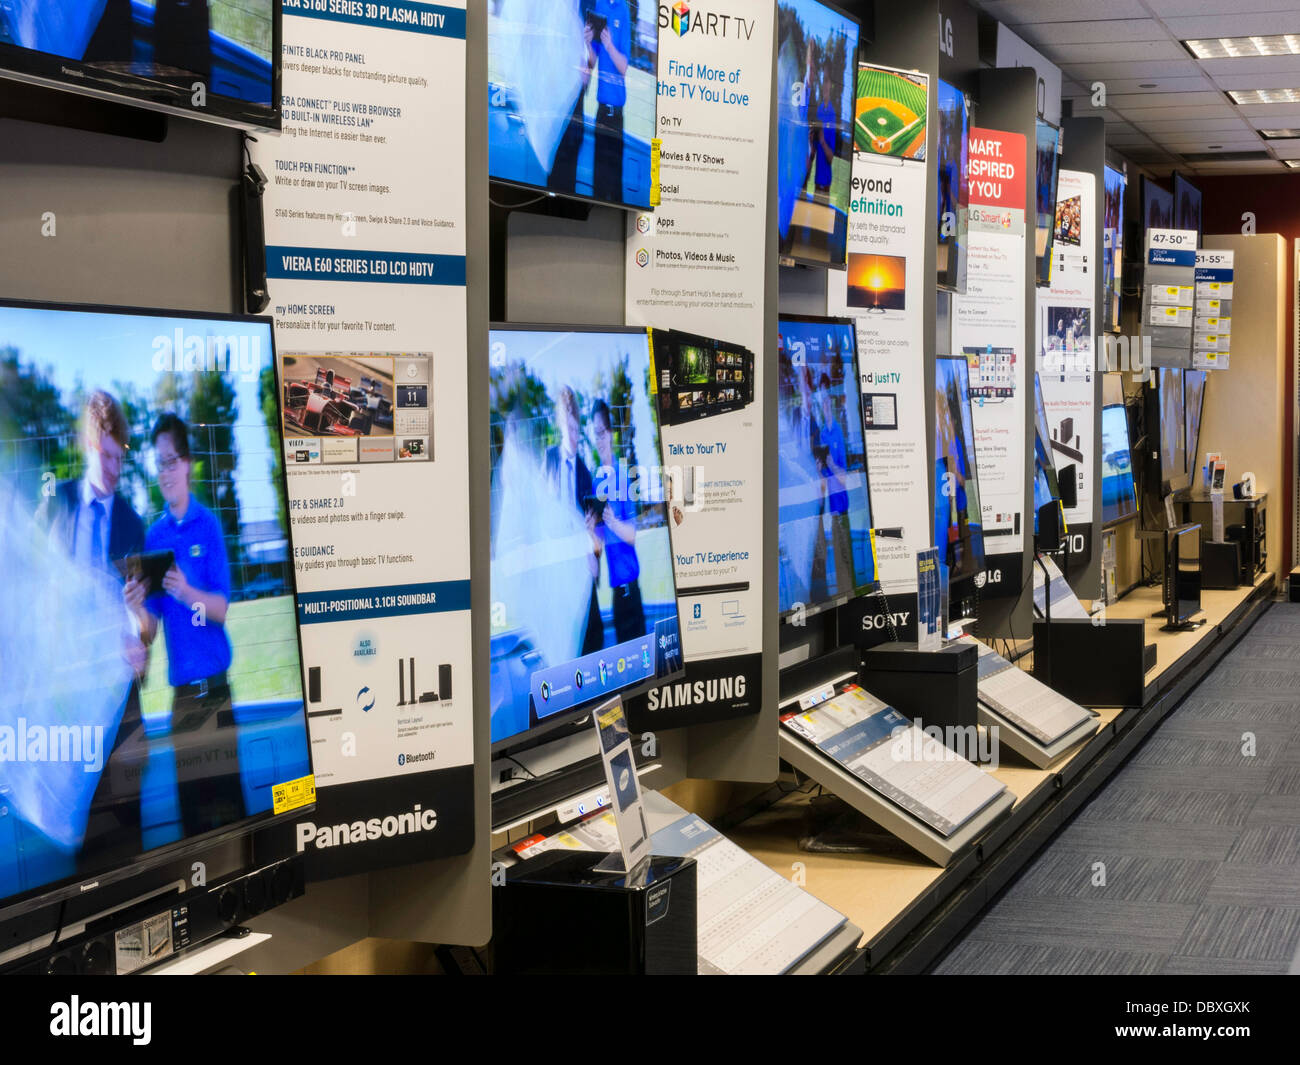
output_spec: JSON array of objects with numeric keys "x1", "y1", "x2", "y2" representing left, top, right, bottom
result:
[{"x1": 967, "y1": 127, "x2": 1025, "y2": 210}]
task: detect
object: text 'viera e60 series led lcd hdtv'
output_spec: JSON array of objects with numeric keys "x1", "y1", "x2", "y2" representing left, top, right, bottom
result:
[
  {"x1": 934, "y1": 356, "x2": 985, "y2": 590},
  {"x1": 776, "y1": 0, "x2": 860, "y2": 270},
  {"x1": 487, "y1": 0, "x2": 660, "y2": 211},
  {"x1": 935, "y1": 78, "x2": 969, "y2": 292},
  {"x1": 0, "y1": 299, "x2": 310, "y2": 917},
  {"x1": 777, "y1": 315, "x2": 874, "y2": 617},
  {"x1": 488, "y1": 326, "x2": 683, "y2": 752},
  {"x1": 0, "y1": 1, "x2": 280, "y2": 129}
]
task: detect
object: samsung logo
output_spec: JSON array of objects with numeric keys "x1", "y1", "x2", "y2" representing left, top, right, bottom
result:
[
  {"x1": 646, "y1": 674, "x2": 746, "y2": 710},
  {"x1": 296, "y1": 804, "x2": 437, "y2": 851}
]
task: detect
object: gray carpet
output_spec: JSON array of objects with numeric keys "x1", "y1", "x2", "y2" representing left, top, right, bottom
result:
[{"x1": 935, "y1": 602, "x2": 1300, "y2": 975}]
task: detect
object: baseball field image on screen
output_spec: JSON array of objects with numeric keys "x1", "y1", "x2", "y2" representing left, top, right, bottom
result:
[{"x1": 855, "y1": 63, "x2": 927, "y2": 160}]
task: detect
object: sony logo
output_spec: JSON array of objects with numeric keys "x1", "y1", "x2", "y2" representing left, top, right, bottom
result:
[
  {"x1": 647, "y1": 674, "x2": 747, "y2": 710},
  {"x1": 861, "y1": 611, "x2": 911, "y2": 631}
]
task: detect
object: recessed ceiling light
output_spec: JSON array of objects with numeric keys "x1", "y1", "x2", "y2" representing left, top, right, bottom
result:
[
  {"x1": 1139, "y1": 82, "x2": 1158, "y2": 88},
  {"x1": 1259, "y1": 128, "x2": 1300, "y2": 138},
  {"x1": 1207, "y1": 144, "x2": 1223, "y2": 149},
  {"x1": 1186, "y1": 34, "x2": 1300, "y2": 59},
  {"x1": 1228, "y1": 88, "x2": 1300, "y2": 104}
]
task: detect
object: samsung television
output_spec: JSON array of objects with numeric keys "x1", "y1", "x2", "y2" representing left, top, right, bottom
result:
[
  {"x1": 1035, "y1": 119, "x2": 1062, "y2": 286},
  {"x1": 934, "y1": 355, "x2": 985, "y2": 609},
  {"x1": 935, "y1": 78, "x2": 970, "y2": 292},
  {"x1": 0, "y1": 298, "x2": 310, "y2": 923},
  {"x1": 487, "y1": 0, "x2": 659, "y2": 211},
  {"x1": 1101, "y1": 376, "x2": 1137, "y2": 527},
  {"x1": 488, "y1": 326, "x2": 683, "y2": 753},
  {"x1": 776, "y1": 314, "x2": 875, "y2": 617},
  {"x1": 0, "y1": 1, "x2": 280, "y2": 129},
  {"x1": 1173, "y1": 172, "x2": 1202, "y2": 241},
  {"x1": 1103, "y1": 163, "x2": 1126, "y2": 333},
  {"x1": 775, "y1": 0, "x2": 860, "y2": 269}
]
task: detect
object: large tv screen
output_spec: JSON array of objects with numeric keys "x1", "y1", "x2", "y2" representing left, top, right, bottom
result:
[
  {"x1": 1035, "y1": 119, "x2": 1061, "y2": 286},
  {"x1": 488, "y1": 326, "x2": 682, "y2": 751},
  {"x1": 934, "y1": 355, "x2": 985, "y2": 585},
  {"x1": 776, "y1": 315, "x2": 874, "y2": 616},
  {"x1": 1101, "y1": 402, "x2": 1137, "y2": 527},
  {"x1": 1184, "y1": 368, "x2": 1207, "y2": 482},
  {"x1": 935, "y1": 78, "x2": 970, "y2": 292},
  {"x1": 1103, "y1": 164, "x2": 1126, "y2": 332},
  {"x1": 1157, "y1": 366, "x2": 1188, "y2": 494},
  {"x1": 1173, "y1": 172, "x2": 1202, "y2": 240},
  {"x1": 0, "y1": 299, "x2": 309, "y2": 916},
  {"x1": 1032, "y1": 372, "x2": 1061, "y2": 533},
  {"x1": 487, "y1": 0, "x2": 659, "y2": 211},
  {"x1": 775, "y1": 0, "x2": 859, "y2": 269},
  {"x1": 1142, "y1": 176, "x2": 1174, "y2": 232},
  {"x1": 0, "y1": 1, "x2": 280, "y2": 129}
]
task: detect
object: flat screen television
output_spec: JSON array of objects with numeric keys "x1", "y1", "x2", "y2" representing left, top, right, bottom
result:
[
  {"x1": 934, "y1": 355, "x2": 985, "y2": 609},
  {"x1": 487, "y1": 0, "x2": 659, "y2": 211},
  {"x1": 0, "y1": 298, "x2": 310, "y2": 921},
  {"x1": 1165, "y1": 523, "x2": 1201, "y2": 627},
  {"x1": 1156, "y1": 366, "x2": 1189, "y2": 494},
  {"x1": 1173, "y1": 172, "x2": 1202, "y2": 240},
  {"x1": 1101, "y1": 400, "x2": 1138, "y2": 528},
  {"x1": 935, "y1": 78, "x2": 970, "y2": 292},
  {"x1": 1035, "y1": 119, "x2": 1062, "y2": 287},
  {"x1": 775, "y1": 0, "x2": 860, "y2": 269},
  {"x1": 0, "y1": 0, "x2": 280, "y2": 129},
  {"x1": 1102, "y1": 163, "x2": 1126, "y2": 333},
  {"x1": 1032, "y1": 372, "x2": 1062, "y2": 539},
  {"x1": 1142, "y1": 175, "x2": 1174, "y2": 232},
  {"x1": 776, "y1": 314, "x2": 875, "y2": 617},
  {"x1": 1184, "y1": 368, "x2": 1207, "y2": 485},
  {"x1": 488, "y1": 326, "x2": 683, "y2": 753}
]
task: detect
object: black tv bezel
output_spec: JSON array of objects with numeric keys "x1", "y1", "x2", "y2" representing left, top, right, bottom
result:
[
  {"x1": 775, "y1": 0, "x2": 862, "y2": 272},
  {"x1": 1100, "y1": 401, "x2": 1138, "y2": 530},
  {"x1": 1172, "y1": 171, "x2": 1203, "y2": 242},
  {"x1": 1184, "y1": 367, "x2": 1208, "y2": 486},
  {"x1": 775, "y1": 312, "x2": 874, "y2": 622},
  {"x1": 486, "y1": 5, "x2": 662, "y2": 215},
  {"x1": 934, "y1": 353, "x2": 986, "y2": 591},
  {"x1": 935, "y1": 76, "x2": 970, "y2": 293},
  {"x1": 0, "y1": 1, "x2": 282, "y2": 131},
  {"x1": 1141, "y1": 174, "x2": 1174, "y2": 233},
  {"x1": 487, "y1": 322, "x2": 685, "y2": 759},
  {"x1": 1032, "y1": 371, "x2": 1062, "y2": 503},
  {"x1": 1154, "y1": 365, "x2": 1191, "y2": 495},
  {"x1": 1034, "y1": 117, "x2": 1062, "y2": 288},
  {"x1": 0, "y1": 295, "x2": 311, "y2": 925},
  {"x1": 1165, "y1": 524, "x2": 1202, "y2": 626},
  {"x1": 1102, "y1": 162, "x2": 1127, "y2": 334}
]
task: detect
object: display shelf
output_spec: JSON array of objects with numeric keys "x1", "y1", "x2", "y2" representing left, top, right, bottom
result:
[{"x1": 147, "y1": 931, "x2": 270, "y2": 976}]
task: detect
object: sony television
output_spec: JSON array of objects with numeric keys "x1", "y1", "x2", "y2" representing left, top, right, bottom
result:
[
  {"x1": 1184, "y1": 368, "x2": 1207, "y2": 483},
  {"x1": 1035, "y1": 119, "x2": 1062, "y2": 287},
  {"x1": 1156, "y1": 366, "x2": 1189, "y2": 495},
  {"x1": 1101, "y1": 374, "x2": 1138, "y2": 527},
  {"x1": 488, "y1": 326, "x2": 683, "y2": 755},
  {"x1": 1173, "y1": 172, "x2": 1203, "y2": 241},
  {"x1": 1103, "y1": 163, "x2": 1126, "y2": 333},
  {"x1": 775, "y1": 0, "x2": 860, "y2": 269},
  {"x1": 0, "y1": 1, "x2": 280, "y2": 130},
  {"x1": 776, "y1": 314, "x2": 875, "y2": 617},
  {"x1": 935, "y1": 78, "x2": 970, "y2": 292},
  {"x1": 934, "y1": 355, "x2": 985, "y2": 616},
  {"x1": 487, "y1": 0, "x2": 659, "y2": 211},
  {"x1": 1142, "y1": 175, "x2": 1174, "y2": 233},
  {"x1": 0, "y1": 298, "x2": 310, "y2": 932}
]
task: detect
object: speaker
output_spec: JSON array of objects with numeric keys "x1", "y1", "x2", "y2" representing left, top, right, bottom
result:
[
  {"x1": 1200, "y1": 540, "x2": 1241, "y2": 590},
  {"x1": 492, "y1": 851, "x2": 697, "y2": 975},
  {"x1": 1033, "y1": 618, "x2": 1148, "y2": 708},
  {"x1": 308, "y1": 666, "x2": 321, "y2": 704},
  {"x1": 862, "y1": 640, "x2": 978, "y2": 729}
]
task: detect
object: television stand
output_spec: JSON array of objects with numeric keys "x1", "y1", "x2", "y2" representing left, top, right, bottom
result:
[{"x1": 1159, "y1": 616, "x2": 1207, "y2": 633}]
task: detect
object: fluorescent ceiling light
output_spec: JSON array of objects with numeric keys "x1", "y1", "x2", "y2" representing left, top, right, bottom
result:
[
  {"x1": 1284, "y1": 159, "x2": 1300, "y2": 168},
  {"x1": 1228, "y1": 88, "x2": 1300, "y2": 104},
  {"x1": 1186, "y1": 35, "x2": 1300, "y2": 59},
  {"x1": 1259, "y1": 128, "x2": 1300, "y2": 138}
]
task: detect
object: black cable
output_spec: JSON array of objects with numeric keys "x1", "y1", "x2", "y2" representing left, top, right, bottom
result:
[{"x1": 501, "y1": 754, "x2": 538, "y2": 781}]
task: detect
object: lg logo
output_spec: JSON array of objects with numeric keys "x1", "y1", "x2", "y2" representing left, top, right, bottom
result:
[{"x1": 939, "y1": 14, "x2": 954, "y2": 57}]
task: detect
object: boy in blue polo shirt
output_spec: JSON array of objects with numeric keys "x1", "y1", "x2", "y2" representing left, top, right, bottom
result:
[
  {"x1": 586, "y1": 0, "x2": 630, "y2": 204},
  {"x1": 133, "y1": 413, "x2": 242, "y2": 834}
]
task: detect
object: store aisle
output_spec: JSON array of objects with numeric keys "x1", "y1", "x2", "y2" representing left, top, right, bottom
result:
[{"x1": 935, "y1": 603, "x2": 1300, "y2": 975}]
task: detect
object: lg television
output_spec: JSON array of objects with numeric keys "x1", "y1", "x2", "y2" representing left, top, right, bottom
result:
[
  {"x1": 0, "y1": 1, "x2": 281, "y2": 130},
  {"x1": 936, "y1": 78, "x2": 970, "y2": 292},
  {"x1": 0, "y1": 298, "x2": 310, "y2": 924},
  {"x1": 1101, "y1": 374, "x2": 1137, "y2": 527},
  {"x1": 1035, "y1": 119, "x2": 1062, "y2": 286},
  {"x1": 1184, "y1": 368, "x2": 1207, "y2": 484},
  {"x1": 488, "y1": 326, "x2": 683, "y2": 753},
  {"x1": 1032, "y1": 373, "x2": 1062, "y2": 541},
  {"x1": 1142, "y1": 175, "x2": 1174, "y2": 232},
  {"x1": 487, "y1": 0, "x2": 659, "y2": 211},
  {"x1": 1103, "y1": 164, "x2": 1126, "y2": 332},
  {"x1": 1173, "y1": 172, "x2": 1202, "y2": 241},
  {"x1": 775, "y1": 0, "x2": 860, "y2": 269},
  {"x1": 934, "y1": 355, "x2": 985, "y2": 614},
  {"x1": 776, "y1": 314, "x2": 875, "y2": 617}
]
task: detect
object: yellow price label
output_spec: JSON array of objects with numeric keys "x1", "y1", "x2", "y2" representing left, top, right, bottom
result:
[
  {"x1": 272, "y1": 773, "x2": 316, "y2": 815},
  {"x1": 650, "y1": 137, "x2": 662, "y2": 207}
]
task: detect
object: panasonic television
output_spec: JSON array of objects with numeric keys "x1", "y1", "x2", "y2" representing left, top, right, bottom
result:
[
  {"x1": 1173, "y1": 172, "x2": 1202, "y2": 241},
  {"x1": 487, "y1": 0, "x2": 659, "y2": 211},
  {"x1": 1156, "y1": 366, "x2": 1189, "y2": 494},
  {"x1": 0, "y1": 1, "x2": 281, "y2": 130},
  {"x1": 935, "y1": 78, "x2": 970, "y2": 292},
  {"x1": 0, "y1": 298, "x2": 310, "y2": 924},
  {"x1": 488, "y1": 325, "x2": 683, "y2": 753},
  {"x1": 776, "y1": 314, "x2": 875, "y2": 617},
  {"x1": 1184, "y1": 368, "x2": 1207, "y2": 483},
  {"x1": 934, "y1": 355, "x2": 985, "y2": 614},
  {"x1": 1101, "y1": 374, "x2": 1137, "y2": 527},
  {"x1": 1035, "y1": 119, "x2": 1061, "y2": 286},
  {"x1": 1103, "y1": 163, "x2": 1126, "y2": 333},
  {"x1": 775, "y1": 0, "x2": 860, "y2": 269}
]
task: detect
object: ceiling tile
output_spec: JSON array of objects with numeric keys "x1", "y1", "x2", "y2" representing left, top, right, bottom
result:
[
  {"x1": 1060, "y1": 59, "x2": 1203, "y2": 80},
  {"x1": 1129, "y1": 117, "x2": 1255, "y2": 132},
  {"x1": 1165, "y1": 14, "x2": 1300, "y2": 37},
  {"x1": 1200, "y1": 56, "x2": 1300, "y2": 78},
  {"x1": 977, "y1": 1, "x2": 1149, "y2": 22},
  {"x1": 1260, "y1": 137, "x2": 1300, "y2": 152},
  {"x1": 1015, "y1": 19, "x2": 1166, "y2": 46},
  {"x1": 1146, "y1": 0, "x2": 1300, "y2": 15},
  {"x1": 1087, "y1": 75, "x2": 1217, "y2": 94},
  {"x1": 1046, "y1": 40, "x2": 1197, "y2": 63},
  {"x1": 1116, "y1": 104, "x2": 1241, "y2": 120},
  {"x1": 1105, "y1": 91, "x2": 1232, "y2": 108},
  {"x1": 1233, "y1": 103, "x2": 1300, "y2": 119}
]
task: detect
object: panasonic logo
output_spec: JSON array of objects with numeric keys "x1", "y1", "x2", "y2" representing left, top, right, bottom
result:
[
  {"x1": 862, "y1": 611, "x2": 911, "y2": 631},
  {"x1": 296, "y1": 804, "x2": 437, "y2": 851},
  {"x1": 61, "y1": 66, "x2": 85, "y2": 78},
  {"x1": 646, "y1": 674, "x2": 746, "y2": 710}
]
